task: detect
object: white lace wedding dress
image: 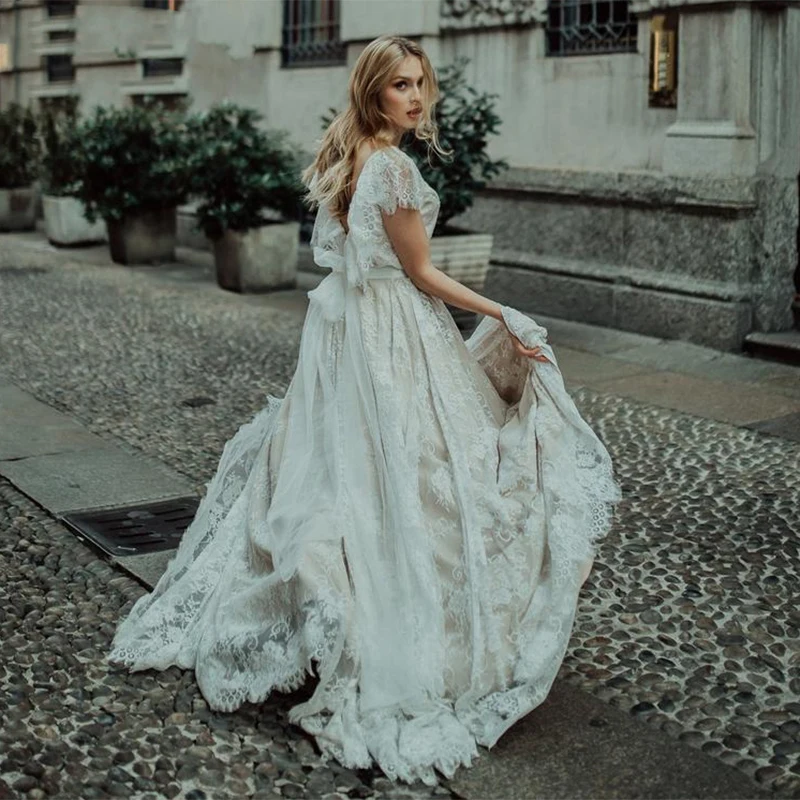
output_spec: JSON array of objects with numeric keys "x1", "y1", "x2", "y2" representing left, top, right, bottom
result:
[{"x1": 108, "y1": 145, "x2": 622, "y2": 785}]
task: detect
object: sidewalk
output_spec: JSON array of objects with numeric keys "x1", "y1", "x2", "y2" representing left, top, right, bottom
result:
[{"x1": 1, "y1": 231, "x2": 798, "y2": 799}]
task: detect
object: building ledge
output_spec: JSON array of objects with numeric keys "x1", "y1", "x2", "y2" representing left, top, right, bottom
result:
[
  {"x1": 29, "y1": 83, "x2": 79, "y2": 98},
  {"x1": 120, "y1": 75, "x2": 188, "y2": 96},
  {"x1": 31, "y1": 18, "x2": 76, "y2": 35},
  {"x1": 33, "y1": 41, "x2": 75, "y2": 57},
  {"x1": 487, "y1": 166, "x2": 759, "y2": 213}
]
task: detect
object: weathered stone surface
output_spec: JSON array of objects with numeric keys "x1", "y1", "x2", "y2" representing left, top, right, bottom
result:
[{"x1": 457, "y1": 167, "x2": 796, "y2": 350}]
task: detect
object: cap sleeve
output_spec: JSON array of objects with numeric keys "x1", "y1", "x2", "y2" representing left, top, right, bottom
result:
[{"x1": 370, "y1": 148, "x2": 426, "y2": 215}]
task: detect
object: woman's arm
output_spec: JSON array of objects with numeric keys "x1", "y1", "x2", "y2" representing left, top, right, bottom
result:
[{"x1": 381, "y1": 206, "x2": 549, "y2": 361}]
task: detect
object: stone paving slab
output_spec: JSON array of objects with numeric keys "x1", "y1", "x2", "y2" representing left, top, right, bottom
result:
[
  {"x1": 0, "y1": 379, "x2": 104, "y2": 460},
  {"x1": 114, "y1": 549, "x2": 178, "y2": 588},
  {"x1": 586, "y1": 369, "x2": 800, "y2": 426},
  {"x1": 449, "y1": 682, "x2": 771, "y2": 800},
  {"x1": 745, "y1": 411, "x2": 800, "y2": 443},
  {"x1": 0, "y1": 446, "x2": 193, "y2": 516},
  {"x1": 603, "y1": 340, "x2": 800, "y2": 399},
  {"x1": 551, "y1": 347, "x2": 660, "y2": 392},
  {"x1": 529, "y1": 313, "x2": 659, "y2": 355}
]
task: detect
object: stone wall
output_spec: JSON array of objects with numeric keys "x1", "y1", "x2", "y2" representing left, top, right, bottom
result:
[{"x1": 459, "y1": 166, "x2": 796, "y2": 351}]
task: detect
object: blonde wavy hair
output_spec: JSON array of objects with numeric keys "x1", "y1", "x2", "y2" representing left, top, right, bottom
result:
[{"x1": 302, "y1": 34, "x2": 448, "y2": 223}]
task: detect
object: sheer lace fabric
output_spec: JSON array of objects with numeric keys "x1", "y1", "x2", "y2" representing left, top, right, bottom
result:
[{"x1": 108, "y1": 145, "x2": 622, "y2": 785}]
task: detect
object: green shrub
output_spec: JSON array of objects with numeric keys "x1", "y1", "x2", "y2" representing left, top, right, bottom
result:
[
  {"x1": 406, "y1": 57, "x2": 508, "y2": 235},
  {"x1": 73, "y1": 100, "x2": 192, "y2": 223},
  {"x1": 0, "y1": 103, "x2": 40, "y2": 189},
  {"x1": 39, "y1": 97, "x2": 82, "y2": 197},
  {"x1": 186, "y1": 102, "x2": 304, "y2": 240}
]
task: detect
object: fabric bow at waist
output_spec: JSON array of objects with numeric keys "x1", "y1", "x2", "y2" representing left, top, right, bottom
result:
[{"x1": 308, "y1": 246, "x2": 405, "y2": 322}]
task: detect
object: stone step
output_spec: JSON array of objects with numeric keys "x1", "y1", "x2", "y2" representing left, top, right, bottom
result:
[{"x1": 744, "y1": 329, "x2": 800, "y2": 367}]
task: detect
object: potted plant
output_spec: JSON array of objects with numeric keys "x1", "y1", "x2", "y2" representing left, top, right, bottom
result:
[
  {"x1": 0, "y1": 103, "x2": 40, "y2": 232},
  {"x1": 40, "y1": 98, "x2": 106, "y2": 246},
  {"x1": 186, "y1": 102, "x2": 304, "y2": 292},
  {"x1": 406, "y1": 57, "x2": 508, "y2": 329},
  {"x1": 73, "y1": 100, "x2": 192, "y2": 264}
]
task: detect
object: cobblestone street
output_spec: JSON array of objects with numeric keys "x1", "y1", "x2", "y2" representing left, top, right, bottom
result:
[{"x1": 1, "y1": 238, "x2": 799, "y2": 799}]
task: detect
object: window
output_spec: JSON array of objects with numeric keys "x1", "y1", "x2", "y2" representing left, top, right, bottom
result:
[
  {"x1": 45, "y1": 54, "x2": 75, "y2": 82},
  {"x1": 48, "y1": 30, "x2": 76, "y2": 42},
  {"x1": 46, "y1": 1, "x2": 76, "y2": 17},
  {"x1": 546, "y1": 1, "x2": 637, "y2": 57},
  {"x1": 143, "y1": 0, "x2": 183, "y2": 9},
  {"x1": 282, "y1": 0, "x2": 346, "y2": 68},
  {"x1": 142, "y1": 57, "x2": 183, "y2": 78}
]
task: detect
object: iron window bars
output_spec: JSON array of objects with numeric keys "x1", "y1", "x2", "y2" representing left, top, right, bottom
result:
[
  {"x1": 282, "y1": 0, "x2": 346, "y2": 68},
  {"x1": 546, "y1": 0, "x2": 637, "y2": 57}
]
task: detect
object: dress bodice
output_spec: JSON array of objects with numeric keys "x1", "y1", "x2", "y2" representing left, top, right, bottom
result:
[{"x1": 310, "y1": 146, "x2": 440, "y2": 289}]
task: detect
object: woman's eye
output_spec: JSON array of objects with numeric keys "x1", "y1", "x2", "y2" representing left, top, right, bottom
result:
[{"x1": 396, "y1": 82, "x2": 406, "y2": 89}]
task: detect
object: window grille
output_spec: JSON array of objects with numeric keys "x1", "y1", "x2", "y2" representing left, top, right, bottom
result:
[
  {"x1": 546, "y1": 0, "x2": 637, "y2": 57},
  {"x1": 142, "y1": 57, "x2": 183, "y2": 78},
  {"x1": 282, "y1": 0, "x2": 346, "y2": 68},
  {"x1": 46, "y1": 1, "x2": 76, "y2": 17},
  {"x1": 46, "y1": 54, "x2": 75, "y2": 82}
]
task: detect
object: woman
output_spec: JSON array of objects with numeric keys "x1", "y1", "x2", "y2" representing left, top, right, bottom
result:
[{"x1": 108, "y1": 35, "x2": 621, "y2": 785}]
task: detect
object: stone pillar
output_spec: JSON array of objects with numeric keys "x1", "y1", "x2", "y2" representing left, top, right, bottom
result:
[{"x1": 656, "y1": 2, "x2": 758, "y2": 177}]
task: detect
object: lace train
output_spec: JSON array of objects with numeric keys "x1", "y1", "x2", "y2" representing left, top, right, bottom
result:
[{"x1": 108, "y1": 144, "x2": 621, "y2": 784}]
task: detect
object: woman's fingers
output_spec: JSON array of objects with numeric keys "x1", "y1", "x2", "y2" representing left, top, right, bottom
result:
[{"x1": 512, "y1": 339, "x2": 550, "y2": 362}]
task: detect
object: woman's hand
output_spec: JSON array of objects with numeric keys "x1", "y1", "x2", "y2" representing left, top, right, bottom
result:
[{"x1": 509, "y1": 332, "x2": 551, "y2": 362}]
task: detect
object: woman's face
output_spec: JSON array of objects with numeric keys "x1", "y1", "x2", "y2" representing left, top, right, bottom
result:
[{"x1": 379, "y1": 55, "x2": 425, "y2": 137}]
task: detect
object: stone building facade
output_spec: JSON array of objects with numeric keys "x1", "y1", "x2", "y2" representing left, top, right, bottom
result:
[{"x1": 1, "y1": 0, "x2": 798, "y2": 351}]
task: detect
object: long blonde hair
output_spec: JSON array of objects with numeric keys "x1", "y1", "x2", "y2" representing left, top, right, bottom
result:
[{"x1": 302, "y1": 35, "x2": 448, "y2": 223}]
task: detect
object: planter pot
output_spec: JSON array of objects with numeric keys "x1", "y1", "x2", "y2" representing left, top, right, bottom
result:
[
  {"x1": 429, "y1": 231, "x2": 494, "y2": 330},
  {"x1": 0, "y1": 186, "x2": 37, "y2": 232},
  {"x1": 43, "y1": 195, "x2": 107, "y2": 246},
  {"x1": 106, "y1": 208, "x2": 177, "y2": 265},
  {"x1": 213, "y1": 222, "x2": 300, "y2": 293}
]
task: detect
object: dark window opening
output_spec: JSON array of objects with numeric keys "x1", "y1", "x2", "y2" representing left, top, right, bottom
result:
[
  {"x1": 282, "y1": 0, "x2": 346, "y2": 68},
  {"x1": 546, "y1": 0, "x2": 637, "y2": 57},
  {"x1": 48, "y1": 29, "x2": 76, "y2": 42},
  {"x1": 142, "y1": 57, "x2": 183, "y2": 78},
  {"x1": 143, "y1": 0, "x2": 184, "y2": 9},
  {"x1": 46, "y1": 53, "x2": 75, "y2": 82},
  {"x1": 46, "y1": 1, "x2": 76, "y2": 17}
]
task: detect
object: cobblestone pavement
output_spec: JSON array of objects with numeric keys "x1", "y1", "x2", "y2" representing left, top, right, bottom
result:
[{"x1": 1, "y1": 244, "x2": 799, "y2": 798}]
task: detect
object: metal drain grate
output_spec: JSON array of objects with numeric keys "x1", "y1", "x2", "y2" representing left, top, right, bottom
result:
[{"x1": 61, "y1": 497, "x2": 200, "y2": 557}]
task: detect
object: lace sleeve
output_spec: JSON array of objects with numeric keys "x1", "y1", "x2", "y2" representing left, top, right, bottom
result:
[{"x1": 371, "y1": 149, "x2": 426, "y2": 215}]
